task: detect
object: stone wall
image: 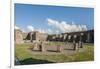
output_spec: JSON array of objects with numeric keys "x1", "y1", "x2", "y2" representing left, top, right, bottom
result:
[
  {"x1": 15, "y1": 29, "x2": 23, "y2": 44},
  {"x1": 33, "y1": 31, "x2": 48, "y2": 41},
  {"x1": 47, "y1": 29, "x2": 94, "y2": 43},
  {"x1": 23, "y1": 31, "x2": 48, "y2": 42},
  {"x1": 14, "y1": 28, "x2": 94, "y2": 44}
]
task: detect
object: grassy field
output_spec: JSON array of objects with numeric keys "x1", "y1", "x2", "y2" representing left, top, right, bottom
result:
[{"x1": 15, "y1": 43, "x2": 94, "y2": 65}]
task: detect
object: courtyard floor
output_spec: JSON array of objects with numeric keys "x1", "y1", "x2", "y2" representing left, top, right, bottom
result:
[{"x1": 15, "y1": 42, "x2": 94, "y2": 65}]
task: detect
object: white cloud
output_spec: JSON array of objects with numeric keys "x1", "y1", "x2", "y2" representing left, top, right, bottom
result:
[
  {"x1": 47, "y1": 18, "x2": 87, "y2": 33},
  {"x1": 15, "y1": 26, "x2": 20, "y2": 30},
  {"x1": 15, "y1": 26, "x2": 25, "y2": 32},
  {"x1": 46, "y1": 28, "x2": 54, "y2": 34},
  {"x1": 81, "y1": 25, "x2": 87, "y2": 31},
  {"x1": 37, "y1": 28, "x2": 45, "y2": 33},
  {"x1": 27, "y1": 25, "x2": 46, "y2": 33},
  {"x1": 48, "y1": 29, "x2": 52, "y2": 33},
  {"x1": 15, "y1": 19, "x2": 88, "y2": 34},
  {"x1": 27, "y1": 25, "x2": 34, "y2": 32}
]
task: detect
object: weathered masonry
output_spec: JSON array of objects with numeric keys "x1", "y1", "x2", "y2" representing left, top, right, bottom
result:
[
  {"x1": 15, "y1": 29, "x2": 94, "y2": 44},
  {"x1": 14, "y1": 29, "x2": 23, "y2": 44},
  {"x1": 23, "y1": 31, "x2": 48, "y2": 42},
  {"x1": 47, "y1": 29, "x2": 94, "y2": 43}
]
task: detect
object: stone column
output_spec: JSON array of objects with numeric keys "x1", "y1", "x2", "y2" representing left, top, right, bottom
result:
[
  {"x1": 63, "y1": 34, "x2": 67, "y2": 42},
  {"x1": 59, "y1": 34, "x2": 63, "y2": 41},
  {"x1": 79, "y1": 33, "x2": 84, "y2": 48},
  {"x1": 57, "y1": 44, "x2": 63, "y2": 52},
  {"x1": 41, "y1": 42, "x2": 46, "y2": 52},
  {"x1": 87, "y1": 33, "x2": 90, "y2": 43},
  {"x1": 33, "y1": 42, "x2": 39, "y2": 51},
  {"x1": 68, "y1": 35, "x2": 71, "y2": 42},
  {"x1": 73, "y1": 40, "x2": 76, "y2": 50},
  {"x1": 73, "y1": 35, "x2": 78, "y2": 50},
  {"x1": 30, "y1": 32, "x2": 33, "y2": 42},
  {"x1": 79, "y1": 41, "x2": 83, "y2": 48},
  {"x1": 39, "y1": 44, "x2": 42, "y2": 51}
]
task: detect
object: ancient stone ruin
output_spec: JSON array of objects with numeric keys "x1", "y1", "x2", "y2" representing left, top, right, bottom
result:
[
  {"x1": 15, "y1": 28, "x2": 94, "y2": 52},
  {"x1": 14, "y1": 29, "x2": 23, "y2": 44}
]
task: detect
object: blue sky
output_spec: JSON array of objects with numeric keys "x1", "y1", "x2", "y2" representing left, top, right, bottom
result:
[{"x1": 15, "y1": 3, "x2": 94, "y2": 34}]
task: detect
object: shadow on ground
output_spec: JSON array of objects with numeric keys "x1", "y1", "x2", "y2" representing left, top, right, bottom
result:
[
  {"x1": 64, "y1": 48, "x2": 74, "y2": 51},
  {"x1": 47, "y1": 50, "x2": 59, "y2": 52},
  {"x1": 15, "y1": 58, "x2": 55, "y2": 65}
]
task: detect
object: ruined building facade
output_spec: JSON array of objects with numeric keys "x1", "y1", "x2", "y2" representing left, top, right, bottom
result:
[
  {"x1": 15, "y1": 29, "x2": 48, "y2": 44},
  {"x1": 23, "y1": 31, "x2": 48, "y2": 42},
  {"x1": 15, "y1": 29, "x2": 94, "y2": 44},
  {"x1": 14, "y1": 29, "x2": 23, "y2": 44},
  {"x1": 47, "y1": 29, "x2": 94, "y2": 43}
]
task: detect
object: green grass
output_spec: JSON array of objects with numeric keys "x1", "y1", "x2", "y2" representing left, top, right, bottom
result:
[
  {"x1": 15, "y1": 43, "x2": 94, "y2": 65},
  {"x1": 75, "y1": 45, "x2": 94, "y2": 61}
]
